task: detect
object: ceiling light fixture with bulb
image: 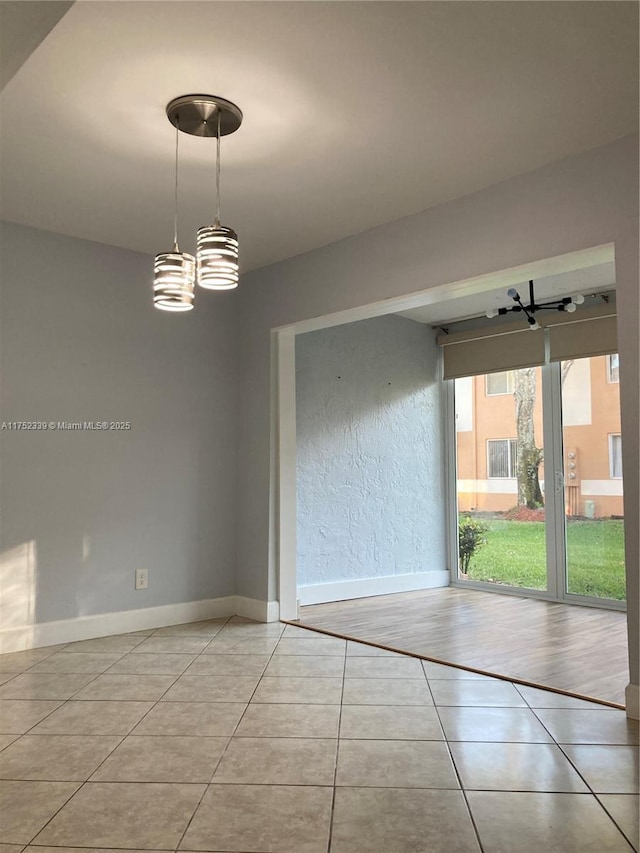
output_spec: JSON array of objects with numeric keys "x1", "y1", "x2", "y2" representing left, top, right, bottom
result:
[
  {"x1": 153, "y1": 94, "x2": 243, "y2": 313},
  {"x1": 486, "y1": 280, "x2": 584, "y2": 331}
]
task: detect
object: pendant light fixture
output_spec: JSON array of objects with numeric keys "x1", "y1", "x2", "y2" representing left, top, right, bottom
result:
[
  {"x1": 196, "y1": 106, "x2": 240, "y2": 290},
  {"x1": 154, "y1": 94, "x2": 242, "y2": 311},
  {"x1": 153, "y1": 118, "x2": 195, "y2": 312}
]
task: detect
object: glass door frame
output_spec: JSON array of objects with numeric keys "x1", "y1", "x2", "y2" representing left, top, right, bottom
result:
[{"x1": 445, "y1": 360, "x2": 626, "y2": 612}]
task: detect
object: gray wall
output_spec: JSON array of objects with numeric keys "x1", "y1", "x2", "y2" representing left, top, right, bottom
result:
[
  {"x1": 0, "y1": 222, "x2": 239, "y2": 624},
  {"x1": 295, "y1": 315, "x2": 445, "y2": 589},
  {"x1": 237, "y1": 135, "x2": 639, "y2": 685}
]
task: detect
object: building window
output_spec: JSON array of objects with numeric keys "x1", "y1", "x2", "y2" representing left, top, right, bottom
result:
[
  {"x1": 606, "y1": 353, "x2": 620, "y2": 383},
  {"x1": 488, "y1": 439, "x2": 518, "y2": 478},
  {"x1": 486, "y1": 371, "x2": 514, "y2": 396},
  {"x1": 609, "y1": 434, "x2": 623, "y2": 478}
]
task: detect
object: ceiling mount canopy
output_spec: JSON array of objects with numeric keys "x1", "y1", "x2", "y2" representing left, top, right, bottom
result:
[
  {"x1": 166, "y1": 94, "x2": 243, "y2": 138},
  {"x1": 153, "y1": 93, "x2": 243, "y2": 312}
]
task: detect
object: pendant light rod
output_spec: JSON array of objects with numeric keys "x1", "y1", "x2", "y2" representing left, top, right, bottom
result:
[
  {"x1": 173, "y1": 119, "x2": 180, "y2": 251},
  {"x1": 215, "y1": 109, "x2": 221, "y2": 227}
]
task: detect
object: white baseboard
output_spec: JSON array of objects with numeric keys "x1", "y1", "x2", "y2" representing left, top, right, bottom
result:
[
  {"x1": 625, "y1": 682, "x2": 639, "y2": 720},
  {"x1": 297, "y1": 570, "x2": 450, "y2": 606},
  {"x1": 235, "y1": 596, "x2": 280, "y2": 623},
  {"x1": 0, "y1": 595, "x2": 279, "y2": 654}
]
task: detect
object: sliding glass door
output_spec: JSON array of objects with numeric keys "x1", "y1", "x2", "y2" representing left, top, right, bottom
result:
[
  {"x1": 560, "y1": 355, "x2": 625, "y2": 602},
  {"x1": 454, "y1": 367, "x2": 548, "y2": 593},
  {"x1": 452, "y1": 357, "x2": 625, "y2": 608}
]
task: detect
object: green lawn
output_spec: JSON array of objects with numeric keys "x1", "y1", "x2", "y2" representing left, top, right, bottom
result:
[{"x1": 463, "y1": 519, "x2": 626, "y2": 600}]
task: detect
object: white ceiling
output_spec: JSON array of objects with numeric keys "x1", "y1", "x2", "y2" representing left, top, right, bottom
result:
[
  {"x1": 0, "y1": 2, "x2": 637, "y2": 272},
  {"x1": 0, "y1": 1, "x2": 72, "y2": 89}
]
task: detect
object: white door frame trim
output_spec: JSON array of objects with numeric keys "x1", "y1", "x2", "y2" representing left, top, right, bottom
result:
[{"x1": 275, "y1": 328, "x2": 298, "y2": 620}]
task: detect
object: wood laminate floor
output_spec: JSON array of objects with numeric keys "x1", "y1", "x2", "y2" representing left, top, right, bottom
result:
[{"x1": 298, "y1": 587, "x2": 629, "y2": 706}]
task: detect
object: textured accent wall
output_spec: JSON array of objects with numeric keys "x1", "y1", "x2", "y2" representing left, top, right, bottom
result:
[{"x1": 295, "y1": 315, "x2": 446, "y2": 589}]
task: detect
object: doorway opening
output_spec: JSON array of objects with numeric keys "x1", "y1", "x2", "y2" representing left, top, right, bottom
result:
[{"x1": 274, "y1": 243, "x2": 628, "y2": 704}]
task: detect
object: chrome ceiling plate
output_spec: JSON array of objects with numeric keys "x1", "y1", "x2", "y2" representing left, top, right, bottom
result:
[{"x1": 166, "y1": 94, "x2": 243, "y2": 138}]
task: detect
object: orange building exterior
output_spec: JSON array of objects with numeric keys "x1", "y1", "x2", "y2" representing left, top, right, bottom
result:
[{"x1": 455, "y1": 355, "x2": 623, "y2": 519}]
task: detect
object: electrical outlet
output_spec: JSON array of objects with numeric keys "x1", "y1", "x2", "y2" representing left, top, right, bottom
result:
[{"x1": 135, "y1": 569, "x2": 148, "y2": 590}]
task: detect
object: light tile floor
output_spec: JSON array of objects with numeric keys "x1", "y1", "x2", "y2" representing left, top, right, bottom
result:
[{"x1": 0, "y1": 617, "x2": 638, "y2": 852}]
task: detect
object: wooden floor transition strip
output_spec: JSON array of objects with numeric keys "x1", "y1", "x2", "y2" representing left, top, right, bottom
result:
[{"x1": 280, "y1": 619, "x2": 625, "y2": 710}]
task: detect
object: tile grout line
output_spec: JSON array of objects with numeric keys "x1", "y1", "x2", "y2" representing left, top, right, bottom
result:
[
  {"x1": 121, "y1": 615, "x2": 236, "y2": 738},
  {"x1": 5, "y1": 631, "x2": 151, "y2": 704},
  {"x1": 519, "y1": 680, "x2": 639, "y2": 822},
  {"x1": 4, "y1": 618, "x2": 236, "y2": 849},
  {"x1": 422, "y1": 661, "x2": 486, "y2": 853},
  {"x1": 325, "y1": 634, "x2": 347, "y2": 853},
  {"x1": 2, "y1": 639, "x2": 144, "y2": 739},
  {"x1": 1, "y1": 778, "x2": 502, "y2": 788},
  {"x1": 458, "y1": 679, "x2": 635, "y2": 850},
  {"x1": 18, "y1": 775, "x2": 87, "y2": 848},
  {"x1": 20, "y1": 640, "x2": 160, "y2": 848},
  {"x1": 553, "y1": 736, "x2": 639, "y2": 848},
  {"x1": 9, "y1": 646, "x2": 140, "y2": 737},
  {"x1": 593, "y1": 792, "x2": 640, "y2": 852},
  {"x1": 173, "y1": 617, "x2": 286, "y2": 852}
]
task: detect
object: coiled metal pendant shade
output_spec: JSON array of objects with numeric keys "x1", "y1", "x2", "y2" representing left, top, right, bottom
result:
[
  {"x1": 154, "y1": 95, "x2": 243, "y2": 311},
  {"x1": 153, "y1": 251, "x2": 196, "y2": 311},
  {"x1": 196, "y1": 225, "x2": 239, "y2": 290},
  {"x1": 153, "y1": 111, "x2": 195, "y2": 312}
]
